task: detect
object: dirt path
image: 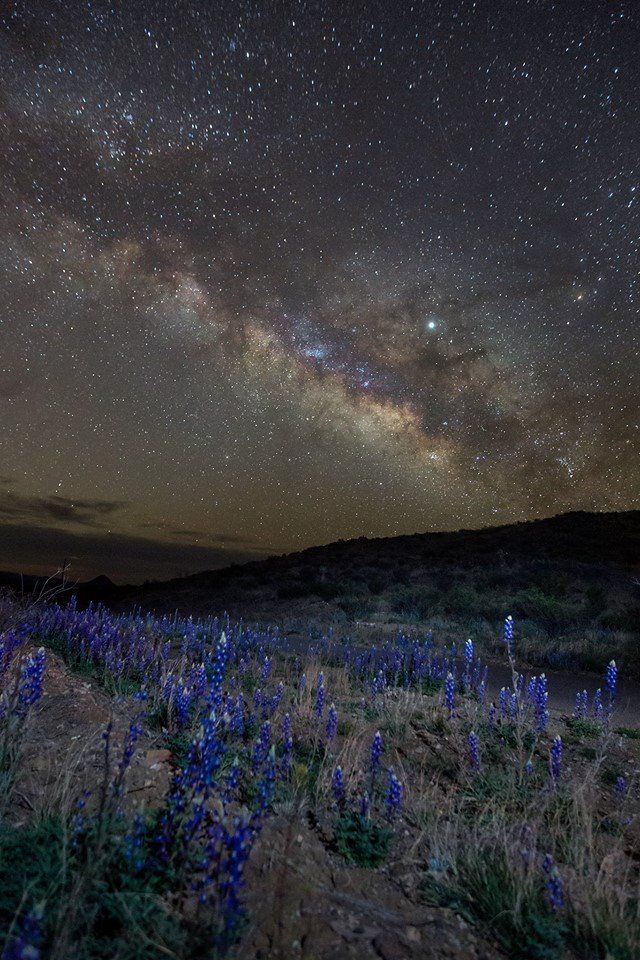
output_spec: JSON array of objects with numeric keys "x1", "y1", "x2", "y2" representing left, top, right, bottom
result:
[{"x1": 485, "y1": 660, "x2": 640, "y2": 725}]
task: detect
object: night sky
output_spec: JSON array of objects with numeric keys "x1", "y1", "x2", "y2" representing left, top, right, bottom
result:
[{"x1": 1, "y1": 1, "x2": 638, "y2": 582}]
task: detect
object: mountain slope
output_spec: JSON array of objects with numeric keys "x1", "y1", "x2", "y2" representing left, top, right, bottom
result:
[
  {"x1": 4, "y1": 510, "x2": 640, "y2": 673},
  {"x1": 107, "y1": 510, "x2": 639, "y2": 673}
]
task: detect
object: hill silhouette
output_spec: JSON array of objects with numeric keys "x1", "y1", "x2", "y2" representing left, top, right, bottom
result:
[{"x1": 3, "y1": 510, "x2": 639, "y2": 673}]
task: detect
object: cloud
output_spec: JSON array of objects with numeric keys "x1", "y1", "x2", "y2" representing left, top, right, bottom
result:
[
  {"x1": 0, "y1": 523, "x2": 268, "y2": 584},
  {"x1": 0, "y1": 492, "x2": 126, "y2": 527},
  {"x1": 138, "y1": 519, "x2": 259, "y2": 545}
]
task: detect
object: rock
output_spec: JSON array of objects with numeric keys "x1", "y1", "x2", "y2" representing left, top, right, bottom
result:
[
  {"x1": 373, "y1": 934, "x2": 408, "y2": 959},
  {"x1": 145, "y1": 748, "x2": 172, "y2": 767},
  {"x1": 405, "y1": 926, "x2": 421, "y2": 944}
]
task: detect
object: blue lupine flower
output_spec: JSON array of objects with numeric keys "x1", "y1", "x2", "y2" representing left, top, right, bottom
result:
[
  {"x1": 370, "y1": 730, "x2": 383, "y2": 780},
  {"x1": 464, "y1": 638, "x2": 474, "y2": 667},
  {"x1": 173, "y1": 683, "x2": 192, "y2": 727},
  {"x1": 123, "y1": 812, "x2": 147, "y2": 872},
  {"x1": 549, "y1": 735, "x2": 563, "y2": 786},
  {"x1": 260, "y1": 655, "x2": 272, "y2": 682},
  {"x1": 605, "y1": 660, "x2": 617, "y2": 711},
  {"x1": 534, "y1": 675, "x2": 549, "y2": 732},
  {"x1": 594, "y1": 688, "x2": 603, "y2": 720},
  {"x1": 331, "y1": 765, "x2": 346, "y2": 810},
  {"x1": 467, "y1": 730, "x2": 481, "y2": 771},
  {"x1": 614, "y1": 775, "x2": 628, "y2": 799},
  {"x1": 444, "y1": 672, "x2": 455, "y2": 717},
  {"x1": 315, "y1": 672, "x2": 325, "y2": 718},
  {"x1": 372, "y1": 669, "x2": 387, "y2": 697},
  {"x1": 252, "y1": 720, "x2": 271, "y2": 770},
  {"x1": 18, "y1": 648, "x2": 46, "y2": 707},
  {"x1": 385, "y1": 768, "x2": 403, "y2": 820},
  {"x1": 504, "y1": 615, "x2": 514, "y2": 656},
  {"x1": 463, "y1": 639, "x2": 473, "y2": 689},
  {"x1": 2, "y1": 905, "x2": 44, "y2": 960},
  {"x1": 542, "y1": 854, "x2": 564, "y2": 911},
  {"x1": 573, "y1": 689, "x2": 588, "y2": 718},
  {"x1": 326, "y1": 703, "x2": 338, "y2": 742}
]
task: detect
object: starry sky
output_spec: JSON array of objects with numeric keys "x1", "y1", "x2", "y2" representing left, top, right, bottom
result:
[{"x1": 1, "y1": 0, "x2": 638, "y2": 582}]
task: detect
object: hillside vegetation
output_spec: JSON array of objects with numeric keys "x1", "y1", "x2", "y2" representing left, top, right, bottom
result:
[
  {"x1": 0, "y1": 594, "x2": 639, "y2": 959},
  {"x1": 118, "y1": 511, "x2": 640, "y2": 676}
]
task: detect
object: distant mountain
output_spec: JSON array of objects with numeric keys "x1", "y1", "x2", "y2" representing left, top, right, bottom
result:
[{"x1": 3, "y1": 511, "x2": 640, "y2": 673}]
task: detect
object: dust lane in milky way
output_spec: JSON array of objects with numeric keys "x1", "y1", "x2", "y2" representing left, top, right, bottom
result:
[{"x1": 0, "y1": 1, "x2": 638, "y2": 580}]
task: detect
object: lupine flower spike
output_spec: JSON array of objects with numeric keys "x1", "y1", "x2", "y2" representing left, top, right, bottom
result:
[
  {"x1": 542, "y1": 854, "x2": 564, "y2": 911},
  {"x1": 326, "y1": 703, "x2": 338, "y2": 742},
  {"x1": 315, "y1": 672, "x2": 325, "y2": 718},
  {"x1": 605, "y1": 660, "x2": 617, "y2": 714},
  {"x1": 331, "y1": 766, "x2": 346, "y2": 811},
  {"x1": 444, "y1": 672, "x2": 455, "y2": 717},
  {"x1": 385, "y1": 768, "x2": 403, "y2": 820},
  {"x1": 549, "y1": 735, "x2": 563, "y2": 787},
  {"x1": 467, "y1": 730, "x2": 481, "y2": 771},
  {"x1": 370, "y1": 730, "x2": 383, "y2": 783},
  {"x1": 504, "y1": 615, "x2": 514, "y2": 657}
]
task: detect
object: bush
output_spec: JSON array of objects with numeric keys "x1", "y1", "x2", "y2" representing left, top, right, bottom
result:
[
  {"x1": 334, "y1": 814, "x2": 390, "y2": 867},
  {"x1": 443, "y1": 584, "x2": 484, "y2": 618},
  {"x1": 386, "y1": 584, "x2": 439, "y2": 619},
  {"x1": 424, "y1": 849, "x2": 567, "y2": 959},
  {"x1": 336, "y1": 596, "x2": 375, "y2": 619},
  {"x1": 512, "y1": 587, "x2": 581, "y2": 633}
]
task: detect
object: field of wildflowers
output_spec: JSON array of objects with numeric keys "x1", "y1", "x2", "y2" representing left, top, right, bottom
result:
[{"x1": 0, "y1": 593, "x2": 638, "y2": 959}]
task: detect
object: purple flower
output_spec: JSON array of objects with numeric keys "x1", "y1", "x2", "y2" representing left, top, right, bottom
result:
[
  {"x1": 326, "y1": 703, "x2": 338, "y2": 742},
  {"x1": 504, "y1": 615, "x2": 514, "y2": 656},
  {"x1": 331, "y1": 765, "x2": 346, "y2": 810},
  {"x1": 2, "y1": 905, "x2": 44, "y2": 960},
  {"x1": 372, "y1": 669, "x2": 386, "y2": 697},
  {"x1": 542, "y1": 854, "x2": 564, "y2": 911},
  {"x1": 614, "y1": 775, "x2": 627, "y2": 799},
  {"x1": 315, "y1": 673, "x2": 325, "y2": 718},
  {"x1": 464, "y1": 638, "x2": 474, "y2": 667},
  {"x1": 463, "y1": 639, "x2": 473, "y2": 688},
  {"x1": 573, "y1": 689, "x2": 588, "y2": 719},
  {"x1": 534, "y1": 675, "x2": 549, "y2": 732},
  {"x1": 549, "y1": 735, "x2": 563, "y2": 786},
  {"x1": 260, "y1": 656, "x2": 272, "y2": 682},
  {"x1": 605, "y1": 660, "x2": 617, "y2": 711},
  {"x1": 173, "y1": 683, "x2": 192, "y2": 728},
  {"x1": 385, "y1": 768, "x2": 403, "y2": 820},
  {"x1": 594, "y1": 687, "x2": 603, "y2": 720},
  {"x1": 252, "y1": 720, "x2": 271, "y2": 770},
  {"x1": 444, "y1": 672, "x2": 455, "y2": 717},
  {"x1": 370, "y1": 730, "x2": 383, "y2": 781},
  {"x1": 18, "y1": 648, "x2": 46, "y2": 707},
  {"x1": 467, "y1": 730, "x2": 481, "y2": 771}
]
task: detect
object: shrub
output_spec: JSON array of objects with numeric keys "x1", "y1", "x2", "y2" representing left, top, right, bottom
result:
[{"x1": 333, "y1": 813, "x2": 390, "y2": 867}]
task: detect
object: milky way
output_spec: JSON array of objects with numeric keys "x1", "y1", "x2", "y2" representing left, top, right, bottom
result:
[{"x1": 1, "y1": 0, "x2": 638, "y2": 581}]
